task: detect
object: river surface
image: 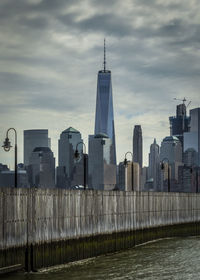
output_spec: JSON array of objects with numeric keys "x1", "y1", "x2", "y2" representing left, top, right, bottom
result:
[{"x1": 2, "y1": 237, "x2": 200, "y2": 280}]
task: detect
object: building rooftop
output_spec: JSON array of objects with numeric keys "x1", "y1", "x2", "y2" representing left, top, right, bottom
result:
[
  {"x1": 24, "y1": 129, "x2": 48, "y2": 133},
  {"x1": 62, "y1": 127, "x2": 80, "y2": 134},
  {"x1": 99, "y1": 70, "x2": 111, "y2": 74},
  {"x1": 163, "y1": 136, "x2": 180, "y2": 142},
  {"x1": 94, "y1": 133, "x2": 109, "y2": 139},
  {"x1": 1, "y1": 170, "x2": 27, "y2": 174},
  {"x1": 33, "y1": 147, "x2": 51, "y2": 153}
]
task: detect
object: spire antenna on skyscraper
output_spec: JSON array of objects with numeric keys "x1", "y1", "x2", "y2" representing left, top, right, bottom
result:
[{"x1": 104, "y1": 38, "x2": 106, "y2": 72}]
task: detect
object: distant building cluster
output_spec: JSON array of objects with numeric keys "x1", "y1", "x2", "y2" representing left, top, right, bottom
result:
[
  {"x1": 143, "y1": 104, "x2": 200, "y2": 192},
  {"x1": 1, "y1": 43, "x2": 200, "y2": 192}
]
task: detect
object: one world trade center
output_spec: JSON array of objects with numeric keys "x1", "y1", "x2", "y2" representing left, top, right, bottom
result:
[{"x1": 94, "y1": 40, "x2": 116, "y2": 164}]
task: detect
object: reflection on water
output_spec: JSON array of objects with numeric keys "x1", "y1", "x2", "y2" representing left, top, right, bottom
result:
[{"x1": 2, "y1": 237, "x2": 200, "y2": 280}]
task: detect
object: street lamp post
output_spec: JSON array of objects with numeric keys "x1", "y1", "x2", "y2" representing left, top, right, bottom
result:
[
  {"x1": 2, "y1": 128, "x2": 18, "y2": 188},
  {"x1": 74, "y1": 141, "x2": 87, "y2": 190},
  {"x1": 196, "y1": 169, "x2": 198, "y2": 193},
  {"x1": 124, "y1": 151, "x2": 134, "y2": 191},
  {"x1": 161, "y1": 158, "x2": 170, "y2": 192},
  {"x1": 190, "y1": 167, "x2": 199, "y2": 193}
]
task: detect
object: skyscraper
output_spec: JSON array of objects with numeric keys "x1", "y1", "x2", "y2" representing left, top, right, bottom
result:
[
  {"x1": 184, "y1": 107, "x2": 200, "y2": 166},
  {"x1": 88, "y1": 133, "x2": 116, "y2": 190},
  {"x1": 160, "y1": 136, "x2": 182, "y2": 165},
  {"x1": 24, "y1": 129, "x2": 49, "y2": 166},
  {"x1": 169, "y1": 103, "x2": 190, "y2": 144},
  {"x1": 160, "y1": 136, "x2": 183, "y2": 191},
  {"x1": 183, "y1": 148, "x2": 198, "y2": 167},
  {"x1": 133, "y1": 125, "x2": 143, "y2": 169},
  {"x1": 57, "y1": 127, "x2": 84, "y2": 188},
  {"x1": 148, "y1": 138, "x2": 160, "y2": 191},
  {"x1": 178, "y1": 148, "x2": 199, "y2": 193},
  {"x1": 94, "y1": 39, "x2": 116, "y2": 164}
]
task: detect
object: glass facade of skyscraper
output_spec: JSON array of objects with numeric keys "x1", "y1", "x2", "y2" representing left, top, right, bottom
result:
[
  {"x1": 24, "y1": 129, "x2": 50, "y2": 167},
  {"x1": 169, "y1": 103, "x2": 190, "y2": 144},
  {"x1": 94, "y1": 70, "x2": 116, "y2": 164},
  {"x1": 88, "y1": 134, "x2": 116, "y2": 190},
  {"x1": 184, "y1": 108, "x2": 200, "y2": 166}
]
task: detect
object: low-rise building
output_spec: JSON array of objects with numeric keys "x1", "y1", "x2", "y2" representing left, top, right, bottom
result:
[{"x1": 0, "y1": 170, "x2": 29, "y2": 188}]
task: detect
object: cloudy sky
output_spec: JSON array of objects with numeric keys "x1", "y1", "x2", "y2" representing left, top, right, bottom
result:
[{"x1": 0, "y1": 0, "x2": 200, "y2": 168}]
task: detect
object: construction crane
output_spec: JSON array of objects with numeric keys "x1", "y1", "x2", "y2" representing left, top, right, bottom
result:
[
  {"x1": 186, "y1": 101, "x2": 191, "y2": 108},
  {"x1": 173, "y1": 97, "x2": 186, "y2": 104},
  {"x1": 173, "y1": 97, "x2": 191, "y2": 108}
]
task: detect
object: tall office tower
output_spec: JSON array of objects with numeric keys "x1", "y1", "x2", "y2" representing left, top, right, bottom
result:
[
  {"x1": 178, "y1": 163, "x2": 200, "y2": 193},
  {"x1": 169, "y1": 103, "x2": 190, "y2": 144},
  {"x1": 57, "y1": 127, "x2": 84, "y2": 188},
  {"x1": 133, "y1": 125, "x2": 143, "y2": 169},
  {"x1": 94, "y1": 40, "x2": 116, "y2": 164},
  {"x1": 88, "y1": 133, "x2": 116, "y2": 190},
  {"x1": 178, "y1": 147, "x2": 199, "y2": 193},
  {"x1": 160, "y1": 136, "x2": 183, "y2": 191},
  {"x1": 148, "y1": 139, "x2": 160, "y2": 191},
  {"x1": 183, "y1": 148, "x2": 198, "y2": 167},
  {"x1": 184, "y1": 108, "x2": 200, "y2": 166},
  {"x1": 24, "y1": 129, "x2": 49, "y2": 166},
  {"x1": 28, "y1": 147, "x2": 55, "y2": 188}
]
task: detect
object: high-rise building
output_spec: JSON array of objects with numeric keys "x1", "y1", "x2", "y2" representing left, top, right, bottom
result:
[
  {"x1": 24, "y1": 129, "x2": 49, "y2": 166},
  {"x1": 133, "y1": 125, "x2": 143, "y2": 169},
  {"x1": 28, "y1": 147, "x2": 55, "y2": 188},
  {"x1": 88, "y1": 133, "x2": 116, "y2": 190},
  {"x1": 148, "y1": 138, "x2": 160, "y2": 191},
  {"x1": 160, "y1": 136, "x2": 182, "y2": 165},
  {"x1": 169, "y1": 103, "x2": 190, "y2": 144},
  {"x1": 57, "y1": 127, "x2": 84, "y2": 188},
  {"x1": 94, "y1": 40, "x2": 116, "y2": 164},
  {"x1": 183, "y1": 148, "x2": 198, "y2": 167},
  {"x1": 160, "y1": 136, "x2": 183, "y2": 191},
  {"x1": 178, "y1": 165, "x2": 200, "y2": 193},
  {"x1": 184, "y1": 108, "x2": 200, "y2": 166}
]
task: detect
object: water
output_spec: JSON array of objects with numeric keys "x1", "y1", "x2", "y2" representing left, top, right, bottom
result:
[{"x1": 2, "y1": 237, "x2": 200, "y2": 280}]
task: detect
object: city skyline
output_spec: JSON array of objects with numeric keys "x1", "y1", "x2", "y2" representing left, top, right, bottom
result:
[{"x1": 0, "y1": 0, "x2": 200, "y2": 168}]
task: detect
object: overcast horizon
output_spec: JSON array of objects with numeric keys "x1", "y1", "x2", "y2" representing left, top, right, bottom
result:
[{"x1": 0, "y1": 0, "x2": 200, "y2": 168}]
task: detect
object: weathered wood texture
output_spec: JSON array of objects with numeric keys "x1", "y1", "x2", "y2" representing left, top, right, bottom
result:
[{"x1": 0, "y1": 188, "x2": 200, "y2": 250}]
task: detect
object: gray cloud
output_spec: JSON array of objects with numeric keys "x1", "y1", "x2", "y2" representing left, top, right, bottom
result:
[
  {"x1": 0, "y1": 0, "x2": 200, "y2": 167},
  {"x1": 19, "y1": 16, "x2": 48, "y2": 30},
  {"x1": 59, "y1": 13, "x2": 133, "y2": 37}
]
